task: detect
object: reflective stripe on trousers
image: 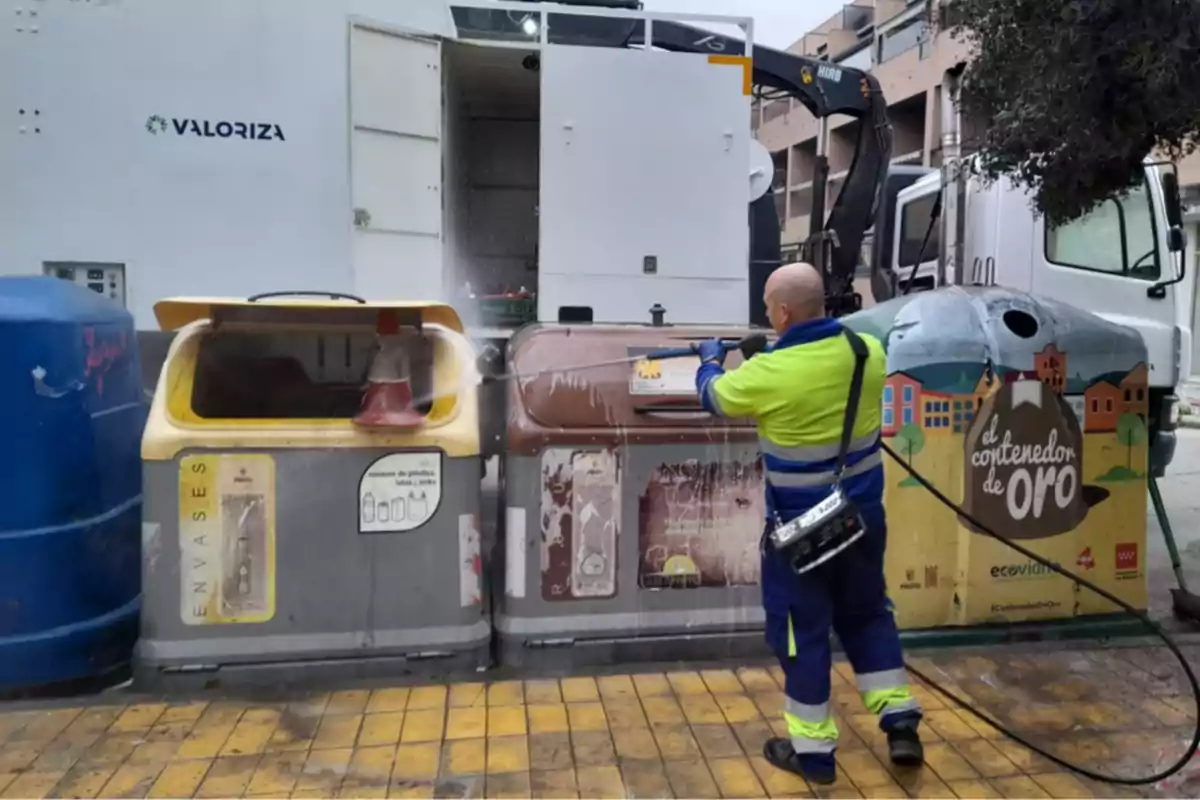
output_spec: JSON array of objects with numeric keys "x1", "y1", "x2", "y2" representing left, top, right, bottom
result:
[
  {"x1": 856, "y1": 668, "x2": 921, "y2": 718},
  {"x1": 784, "y1": 697, "x2": 838, "y2": 754},
  {"x1": 783, "y1": 615, "x2": 839, "y2": 753}
]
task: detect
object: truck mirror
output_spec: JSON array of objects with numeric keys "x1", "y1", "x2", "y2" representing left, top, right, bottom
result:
[{"x1": 1162, "y1": 171, "x2": 1184, "y2": 229}]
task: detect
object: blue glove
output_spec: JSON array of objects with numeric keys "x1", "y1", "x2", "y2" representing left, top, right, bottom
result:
[{"x1": 697, "y1": 338, "x2": 728, "y2": 366}]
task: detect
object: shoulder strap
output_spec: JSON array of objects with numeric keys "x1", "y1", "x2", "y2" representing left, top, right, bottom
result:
[{"x1": 833, "y1": 328, "x2": 870, "y2": 482}]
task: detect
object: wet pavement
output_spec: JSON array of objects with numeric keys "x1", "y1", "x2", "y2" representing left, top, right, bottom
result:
[
  {"x1": 1144, "y1": 428, "x2": 1200, "y2": 624},
  {"x1": 0, "y1": 641, "x2": 1197, "y2": 799},
  {"x1": 3, "y1": 406, "x2": 1200, "y2": 798}
]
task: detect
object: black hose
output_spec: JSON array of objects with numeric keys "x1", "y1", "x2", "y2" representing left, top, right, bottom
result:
[{"x1": 881, "y1": 440, "x2": 1200, "y2": 786}]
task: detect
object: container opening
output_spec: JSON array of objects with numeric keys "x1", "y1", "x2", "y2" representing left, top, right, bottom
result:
[
  {"x1": 1001, "y1": 309, "x2": 1038, "y2": 339},
  {"x1": 190, "y1": 328, "x2": 437, "y2": 421}
]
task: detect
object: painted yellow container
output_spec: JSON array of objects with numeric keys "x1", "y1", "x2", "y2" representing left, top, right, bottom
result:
[
  {"x1": 137, "y1": 295, "x2": 489, "y2": 687},
  {"x1": 845, "y1": 287, "x2": 1149, "y2": 629}
]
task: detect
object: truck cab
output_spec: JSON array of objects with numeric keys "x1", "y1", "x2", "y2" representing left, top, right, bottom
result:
[{"x1": 874, "y1": 159, "x2": 1193, "y2": 474}]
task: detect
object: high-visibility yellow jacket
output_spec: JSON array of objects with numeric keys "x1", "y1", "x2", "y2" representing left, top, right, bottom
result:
[{"x1": 695, "y1": 318, "x2": 887, "y2": 520}]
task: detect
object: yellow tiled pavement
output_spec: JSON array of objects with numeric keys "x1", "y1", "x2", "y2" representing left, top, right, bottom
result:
[{"x1": 0, "y1": 649, "x2": 1194, "y2": 799}]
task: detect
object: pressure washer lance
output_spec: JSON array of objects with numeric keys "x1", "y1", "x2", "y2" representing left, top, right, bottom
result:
[{"x1": 475, "y1": 333, "x2": 769, "y2": 385}]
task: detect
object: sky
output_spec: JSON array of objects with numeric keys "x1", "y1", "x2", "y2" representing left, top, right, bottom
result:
[{"x1": 643, "y1": 0, "x2": 848, "y2": 50}]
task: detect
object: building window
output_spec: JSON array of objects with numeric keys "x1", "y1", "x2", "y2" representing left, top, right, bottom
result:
[
  {"x1": 1091, "y1": 398, "x2": 1099, "y2": 413},
  {"x1": 1137, "y1": 388, "x2": 1145, "y2": 401},
  {"x1": 883, "y1": 407, "x2": 894, "y2": 427},
  {"x1": 1045, "y1": 176, "x2": 1161, "y2": 281},
  {"x1": 903, "y1": 385, "x2": 913, "y2": 403},
  {"x1": 1124, "y1": 389, "x2": 1131, "y2": 402},
  {"x1": 1106, "y1": 398, "x2": 1113, "y2": 412},
  {"x1": 837, "y1": 45, "x2": 872, "y2": 72},
  {"x1": 877, "y1": 17, "x2": 928, "y2": 64},
  {"x1": 883, "y1": 386, "x2": 894, "y2": 405},
  {"x1": 903, "y1": 407, "x2": 913, "y2": 425}
]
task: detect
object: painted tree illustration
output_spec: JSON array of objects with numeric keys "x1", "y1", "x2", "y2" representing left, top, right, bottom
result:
[
  {"x1": 893, "y1": 422, "x2": 926, "y2": 466},
  {"x1": 1116, "y1": 413, "x2": 1147, "y2": 471}
]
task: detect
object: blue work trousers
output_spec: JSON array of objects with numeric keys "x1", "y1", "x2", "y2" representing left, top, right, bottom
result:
[{"x1": 762, "y1": 504, "x2": 919, "y2": 740}]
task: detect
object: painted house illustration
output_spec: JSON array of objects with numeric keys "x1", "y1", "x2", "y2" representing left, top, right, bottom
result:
[
  {"x1": 881, "y1": 345, "x2": 1147, "y2": 438},
  {"x1": 1084, "y1": 380, "x2": 1122, "y2": 432},
  {"x1": 921, "y1": 389, "x2": 954, "y2": 435},
  {"x1": 954, "y1": 372, "x2": 997, "y2": 434},
  {"x1": 882, "y1": 373, "x2": 921, "y2": 436},
  {"x1": 1034, "y1": 344, "x2": 1067, "y2": 394},
  {"x1": 1121, "y1": 363, "x2": 1150, "y2": 416}
]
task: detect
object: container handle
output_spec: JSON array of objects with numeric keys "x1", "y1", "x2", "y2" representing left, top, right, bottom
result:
[
  {"x1": 632, "y1": 403, "x2": 709, "y2": 415},
  {"x1": 247, "y1": 291, "x2": 367, "y2": 304}
]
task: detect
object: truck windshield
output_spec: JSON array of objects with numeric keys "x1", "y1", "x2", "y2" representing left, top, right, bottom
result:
[{"x1": 1045, "y1": 174, "x2": 1161, "y2": 281}]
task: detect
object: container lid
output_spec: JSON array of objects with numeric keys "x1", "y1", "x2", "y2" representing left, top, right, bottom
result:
[
  {"x1": 508, "y1": 324, "x2": 762, "y2": 431},
  {"x1": 0, "y1": 276, "x2": 133, "y2": 326},
  {"x1": 153, "y1": 296, "x2": 464, "y2": 333}
]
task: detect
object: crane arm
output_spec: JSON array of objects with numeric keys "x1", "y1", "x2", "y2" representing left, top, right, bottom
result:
[{"x1": 653, "y1": 21, "x2": 893, "y2": 315}]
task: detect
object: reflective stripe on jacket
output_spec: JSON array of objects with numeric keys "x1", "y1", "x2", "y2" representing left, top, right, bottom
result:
[{"x1": 695, "y1": 317, "x2": 886, "y2": 520}]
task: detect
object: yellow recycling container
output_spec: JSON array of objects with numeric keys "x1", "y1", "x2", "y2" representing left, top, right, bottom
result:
[
  {"x1": 137, "y1": 294, "x2": 488, "y2": 687},
  {"x1": 844, "y1": 287, "x2": 1149, "y2": 636}
]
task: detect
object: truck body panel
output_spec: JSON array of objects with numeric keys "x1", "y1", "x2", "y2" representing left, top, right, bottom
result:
[{"x1": 3, "y1": 0, "x2": 752, "y2": 330}]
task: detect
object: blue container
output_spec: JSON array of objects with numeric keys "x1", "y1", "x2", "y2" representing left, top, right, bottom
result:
[{"x1": 0, "y1": 277, "x2": 144, "y2": 691}]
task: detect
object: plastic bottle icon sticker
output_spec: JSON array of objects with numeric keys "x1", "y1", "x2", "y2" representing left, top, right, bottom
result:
[
  {"x1": 358, "y1": 452, "x2": 443, "y2": 534},
  {"x1": 408, "y1": 490, "x2": 429, "y2": 522}
]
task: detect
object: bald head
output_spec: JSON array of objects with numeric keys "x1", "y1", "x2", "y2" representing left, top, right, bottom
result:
[{"x1": 764, "y1": 262, "x2": 826, "y2": 334}]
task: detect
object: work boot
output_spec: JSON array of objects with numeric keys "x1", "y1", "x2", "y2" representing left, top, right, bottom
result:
[
  {"x1": 762, "y1": 738, "x2": 837, "y2": 785},
  {"x1": 886, "y1": 720, "x2": 924, "y2": 766}
]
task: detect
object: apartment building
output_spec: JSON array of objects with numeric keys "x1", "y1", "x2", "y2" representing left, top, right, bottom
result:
[{"x1": 753, "y1": 0, "x2": 1200, "y2": 291}]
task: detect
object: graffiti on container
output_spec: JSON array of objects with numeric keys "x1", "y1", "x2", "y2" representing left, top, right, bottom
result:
[
  {"x1": 962, "y1": 379, "x2": 1109, "y2": 540},
  {"x1": 541, "y1": 448, "x2": 620, "y2": 601},
  {"x1": 638, "y1": 460, "x2": 763, "y2": 588},
  {"x1": 83, "y1": 326, "x2": 129, "y2": 396},
  {"x1": 459, "y1": 513, "x2": 482, "y2": 607}
]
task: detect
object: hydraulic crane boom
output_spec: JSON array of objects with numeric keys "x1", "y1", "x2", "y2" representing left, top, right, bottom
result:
[{"x1": 527, "y1": 7, "x2": 895, "y2": 320}]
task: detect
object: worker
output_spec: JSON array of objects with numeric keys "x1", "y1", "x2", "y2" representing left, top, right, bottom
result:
[{"x1": 694, "y1": 262, "x2": 923, "y2": 784}]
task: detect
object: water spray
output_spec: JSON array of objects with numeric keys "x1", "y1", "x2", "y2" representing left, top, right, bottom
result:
[{"x1": 474, "y1": 332, "x2": 770, "y2": 385}]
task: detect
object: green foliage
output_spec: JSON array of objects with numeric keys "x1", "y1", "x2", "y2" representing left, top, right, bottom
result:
[
  {"x1": 939, "y1": 0, "x2": 1200, "y2": 225},
  {"x1": 894, "y1": 422, "x2": 926, "y2": 461}
]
